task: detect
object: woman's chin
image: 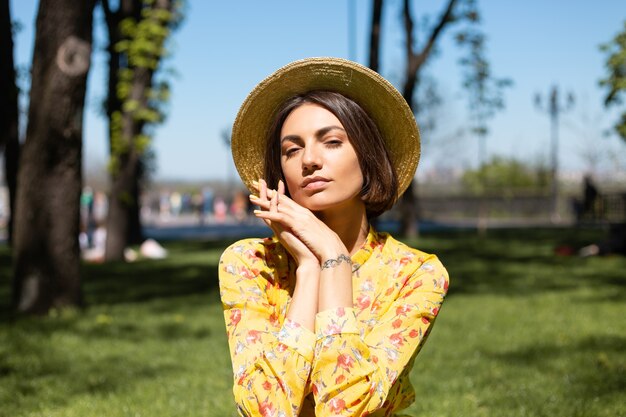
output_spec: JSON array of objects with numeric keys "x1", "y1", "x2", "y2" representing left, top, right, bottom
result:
[
  {"x1": 293, "y1": 196, "x2": 335, "y2": 212},
  {"x1": 297, "y1": 200, "x2": 333, "y2": 213},
  {"x1": 294, "y1": 193, "x2": 363, "y2": 214}
]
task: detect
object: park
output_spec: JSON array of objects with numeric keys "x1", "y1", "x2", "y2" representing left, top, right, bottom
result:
[{"x1": 1, "y1": 1, "x2": 625, "y2": 416}]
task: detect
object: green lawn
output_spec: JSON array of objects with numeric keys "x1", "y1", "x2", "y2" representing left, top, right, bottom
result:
[{"x1": 0, "y1": 227, "x2": 624, "y2": 417}]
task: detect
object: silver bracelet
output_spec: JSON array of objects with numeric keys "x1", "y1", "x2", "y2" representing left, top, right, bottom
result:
[{"x1": 321, "y1": 254, "x2": 352, "y2": 270}]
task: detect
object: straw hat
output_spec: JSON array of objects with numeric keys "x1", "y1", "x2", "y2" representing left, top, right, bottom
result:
[{"x1": 231, "y1": 57, "x2": 420, "y2": 199}]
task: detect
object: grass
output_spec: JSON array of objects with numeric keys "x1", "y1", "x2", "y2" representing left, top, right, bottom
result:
[{"x1": 0, "y1": 227, "x2": 625, "y2": 417}]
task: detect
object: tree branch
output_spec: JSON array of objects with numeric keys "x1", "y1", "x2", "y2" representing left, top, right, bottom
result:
[
  {"x1": 411, "y1": 0, "x2": 458, "y2": 73},
  {"x1": 101, "y1": 0, "x2": 114, "y2": 30},
  {"x1": 403, "y1": 0, "x2": 415, "y2": 67}
]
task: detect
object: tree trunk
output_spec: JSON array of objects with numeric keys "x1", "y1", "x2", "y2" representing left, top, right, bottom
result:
[
  {"x1": 105, "y1": 150, "x2": 141, "y2": 260},
  {"x1": 399, "y1": 0, "x2": 458, "y2": 238},
  {"x1": 104, "y1": 66, "x2": 152, "y2": 262},
  {"x1": 400, "y1": 0, "x2": 420, "y2": 238},
  {"x1": 368, "y1": 0, "x2": 384, "y2": 72},
  {"x1": 12, "y1": 0, "x2": 95, "y2": 314},
  {"x1": 102, "y1": 0, "x2": 143, "y2": 261},
  {"x1": 400, "y1": 62, "x2": 420, "y2": 238},
  {"x1": 106, "y1": 66, "x2": 152, "y2": 258},
  {"x1": 0, "y1": 0, "x2": 20, "y2": 245},
  {"x1": 105, "y1": 0, "x2": 172, "y2": 261},
  {"x1": 367, "y1": 0, "x2": 385, "y2": 230},
  {"x1": 102, "y1": 0, "x2": 142, "y2": 135}
]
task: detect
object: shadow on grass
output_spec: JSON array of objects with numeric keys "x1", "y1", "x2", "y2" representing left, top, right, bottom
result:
[
  {"x1": 0, "y1": 239, "x2": 232, "y2": 315},
  {"x1": 488, "y1": 334, "x2": 626, "y2": 399},
  {"x1": 83, "y1": 260, "x2": 218, "y2": 305},
  {"x1": 407, "y1": 227, "x2": 626, "y2": 301},
  {"x1": 0, "y1": 246, "x2": 12, "y2": 319},
  {"x1": 0, "y1": 323, "x2": 183, "y2": 413}
]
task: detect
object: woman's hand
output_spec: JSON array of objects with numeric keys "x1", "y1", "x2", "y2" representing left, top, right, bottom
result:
[
  {"x1": 251, "y1": 179, "x2": 347, "y2": 266},
  {"x1": 251, "y1": 179, "x2": 319, "y2": 269},
  {"x1": 252, "y1": 179, "x2": 354, "y2": 315}
]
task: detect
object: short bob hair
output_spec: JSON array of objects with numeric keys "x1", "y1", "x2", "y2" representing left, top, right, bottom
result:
[{"x1": 263, "y1": 91, "x2": 398, "y2": 219}]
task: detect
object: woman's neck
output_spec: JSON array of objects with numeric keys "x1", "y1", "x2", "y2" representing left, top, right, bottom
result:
[{"x1": 317, "y1": 201, "x2": 369, "y2": 256}]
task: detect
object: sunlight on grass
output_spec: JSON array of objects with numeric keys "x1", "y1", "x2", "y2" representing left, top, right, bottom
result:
[{"x1": 0, "y1": 229, "x2": 624, "y2": 417}]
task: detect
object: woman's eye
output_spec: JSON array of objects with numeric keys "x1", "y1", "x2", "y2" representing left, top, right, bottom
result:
[
  {"x1": 325, "y1": 139, "x2": 342, "y2": 148},
  {"x1": 284, "y1": 147, "x2": 300, "y2": 158}
]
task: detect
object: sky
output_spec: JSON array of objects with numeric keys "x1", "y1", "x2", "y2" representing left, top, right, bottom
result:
[{"x1": 8, "y1": 0, "x2": 626, "y2": 182}]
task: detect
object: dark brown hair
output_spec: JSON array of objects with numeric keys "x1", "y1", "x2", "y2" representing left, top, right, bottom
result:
[{"x1": 264, "y1": 91, "x2": 397, "y2": 218}]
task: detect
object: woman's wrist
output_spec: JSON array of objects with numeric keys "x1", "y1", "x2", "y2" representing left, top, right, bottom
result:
[
  {"x1": 318, "y1": 256, "x2": 353, "y2": 311},
  {"x1": 320, "y1": 254, "x2": 352, "y2": 271},
  {"x1": 320, "y1": 235, "x2": 349, "y2": 262},
  {"x1": 296, "y1": 259, "x2": 321, "y2": 275}
]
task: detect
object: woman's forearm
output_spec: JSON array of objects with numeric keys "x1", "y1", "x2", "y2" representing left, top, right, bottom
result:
[
  {"x1": 318, "y1": 253, "x2": 354, "y2": 312},
  {"x1": 286, "y1": 262, "x2": 320, "y2": 331}
]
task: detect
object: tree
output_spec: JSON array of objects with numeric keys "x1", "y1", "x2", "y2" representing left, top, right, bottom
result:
[
  {"x1": 101, "y1": 0, "x2": 182, "y2": 261},
  {"x1": 599, "y1": 20, "x2": 626, "y2": 254},
  {"x1": 0, "y1": 0, "x2": 20, "y2": 245},
  {"x1": 12, "y1": 0, "x2": 96, "y2": 314},
  {"x1": 457, "y1": 30, "x2": 511, "y2": 166},
  {"x1": 461, "y1": 156, "x2": 549, "y2": 195},
  {"x1": 397, "y1": 0, "x2": 460, "y2": 237},
  {"x1": 391, "y1": 0, "x2": 506, "y2": 236},
  {"x1": 600, "y1": 20, "x2": 626, "y2": 141},
  {"x1": 101, "y1": 0, "x2": 142, "y2": 259}
]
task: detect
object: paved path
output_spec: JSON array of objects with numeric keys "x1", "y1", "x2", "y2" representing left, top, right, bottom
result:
[{"x1": 0, "y1": 217, "x2": 576, "y2": 245}]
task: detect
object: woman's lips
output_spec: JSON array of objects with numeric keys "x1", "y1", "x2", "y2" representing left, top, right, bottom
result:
[{"x1": 302, "y1": 179, "x2": 330, "y2": 190}]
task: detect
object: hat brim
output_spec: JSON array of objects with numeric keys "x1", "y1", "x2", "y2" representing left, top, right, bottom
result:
[{"x1": 231, "y1": 57, "x2": 420, "y2": 200}]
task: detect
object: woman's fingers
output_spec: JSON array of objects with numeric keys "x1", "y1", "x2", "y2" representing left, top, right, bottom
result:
[
  {"x1": 251, "y1": 179, "x2": 312, "y2": 231},
  {"x1": 251, "y1": 179, "x2": 321, "y2": 265},
  {"x1": 249, "y1": 194, "x2": 295, "y2": 214},
  {"x1": 256, "y1": 179, "x2": 272, "y2": 228},
  {"x1": 270, "y1": 182, "x2": 278, "y2": 212},
  {"x1": 253, "y1": 210, "x2": 285, "y2": 222},
  {"x1": 259, "y1": 178, "x2": 268, "y2": 201},
  {"x1": 278, "y1": 179, "x2": 285, "y2": 196}
]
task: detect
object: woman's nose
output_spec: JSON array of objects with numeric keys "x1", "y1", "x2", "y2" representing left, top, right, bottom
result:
[{"x1": 301, "y1": 145, "x2": 322, "y2": 171}]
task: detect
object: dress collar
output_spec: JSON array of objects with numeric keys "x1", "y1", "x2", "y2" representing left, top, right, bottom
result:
[{"x1": 350, "y1": 224, "x2": 378, "y2": 272}]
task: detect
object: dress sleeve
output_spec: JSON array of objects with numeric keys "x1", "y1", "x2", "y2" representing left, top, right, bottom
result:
[
  {"x1": 310, "y1": 254, "x2": 449, "y2": 416},
  {"x1": 219, "y1": 241, "x2": 316, "y2": 417}
]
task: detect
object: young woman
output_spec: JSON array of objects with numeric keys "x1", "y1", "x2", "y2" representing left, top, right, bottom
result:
[{"x1": 219, "y1": 58, "x2": 449, "y2": 417}]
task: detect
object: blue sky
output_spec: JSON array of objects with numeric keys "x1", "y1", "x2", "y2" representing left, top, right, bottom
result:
[{"x1": 9, "y1": 0, "x2": 626, "y2": 181}]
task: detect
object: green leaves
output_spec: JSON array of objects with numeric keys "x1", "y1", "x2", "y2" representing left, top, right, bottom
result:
[
  {"x1": 109, "y1": 0, "x2": 183, "y2": 175},
  {"x1": 600, "y1": 20, "x2": 626, "y2": 141},
  {"x1": 462, "y1": 156, "x2": 549, "y2": 196},
  {"x1": 115, "y1": 14, "x2": 170, "y2": 70}
]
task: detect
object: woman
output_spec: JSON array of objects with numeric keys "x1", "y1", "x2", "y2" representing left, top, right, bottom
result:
[{"x1": 219, "y1": 58, "x2": 449, "y2": 417}]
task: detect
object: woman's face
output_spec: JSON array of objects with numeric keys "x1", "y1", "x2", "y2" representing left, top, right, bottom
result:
[{"x1": 279, "y1": 103, "x2": 364, "y2": 213}]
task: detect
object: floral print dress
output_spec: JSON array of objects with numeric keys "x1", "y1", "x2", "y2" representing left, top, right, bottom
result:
[{"x1": 218, "y1": 226, "x2": 449, "y2": 417}]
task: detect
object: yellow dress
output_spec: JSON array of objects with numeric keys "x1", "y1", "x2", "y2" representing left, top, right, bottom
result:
[{"x1": 218, "y1": 226, "x2": 449, "y2": 417}]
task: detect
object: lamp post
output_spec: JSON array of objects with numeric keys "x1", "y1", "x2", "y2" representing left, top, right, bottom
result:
[{"x1": 535, "y1": 85, "x2": 574, "y2": 222}]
